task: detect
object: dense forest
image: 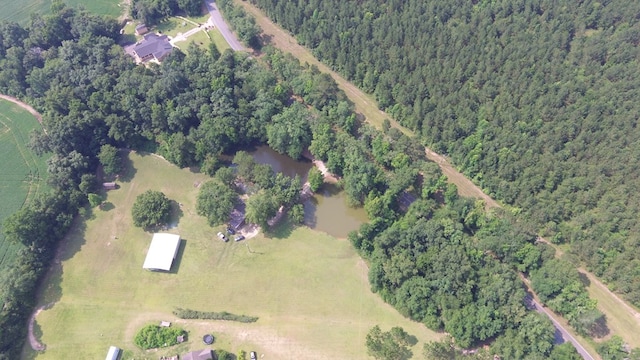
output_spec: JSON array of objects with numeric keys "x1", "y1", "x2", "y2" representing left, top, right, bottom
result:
[
  {"x1": 0, "y1": 1, "x2": 626, "y2": 358},
  {"x1": 249, "y1": 0, "x2": 640, "y2": 305}
]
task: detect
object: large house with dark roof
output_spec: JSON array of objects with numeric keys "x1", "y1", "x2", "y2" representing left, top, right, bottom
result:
[{"x1": 132, "y1": 33, "x2": 173, "y2": 63}]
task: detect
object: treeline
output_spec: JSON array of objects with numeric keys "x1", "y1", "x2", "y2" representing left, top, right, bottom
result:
[
  {"x1": 131, "y1": 0, "x2": 203, "y2": 25},
  {"x1": 0, "y1": 4, "x2": 119, "y2": 358},
  {"x1": 248, "y1": 0, "x2": 640, "y2": 306}
]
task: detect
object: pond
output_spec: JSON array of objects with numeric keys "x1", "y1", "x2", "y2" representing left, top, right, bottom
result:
[
  {"x1": 303, "y1": 183, "x2": 369, "y2": 238},
  {"x1": 250, "y1": 146, "x2": 368, "y2": 238},
  {"x1": 251, "y1": 145, "x2": 312, "y2": 179}
]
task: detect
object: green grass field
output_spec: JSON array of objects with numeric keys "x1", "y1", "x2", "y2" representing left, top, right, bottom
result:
[
  {"x1": 0, "y1": 0, "x2": 122, "y2": 24},
  {"x1": 26, "y1": 152, "x2": 440, "y2": 360},
  {"x1": 0, "y1": 99, "x2": 48, "y2": 269}
]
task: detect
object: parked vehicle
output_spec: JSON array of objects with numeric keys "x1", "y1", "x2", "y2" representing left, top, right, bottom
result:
[
  {"x1": 227, "y1": 227, "x2": 236, "y2": 235},
  {"x1": 234, "y1": 235, "x2": 245, "y2": 242},
  {"x1": 217, "y1": 232, "x2": 227, "y2": 242},
  {"x1": 250, "y1": 351, "x2": 257, "y2": 360}
]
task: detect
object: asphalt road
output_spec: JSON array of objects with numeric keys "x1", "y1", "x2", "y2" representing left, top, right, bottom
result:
[
  {"x1": 204, "y1": 0, "x2": 245, "y2": 51},
  {"x1": 525, "y1": 294, "x2": 595, "y2": 360}
]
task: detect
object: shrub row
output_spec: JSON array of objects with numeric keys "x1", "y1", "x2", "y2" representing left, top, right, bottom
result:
[{"x1": 173, "y1": 308, "x2": 258, "y2": 323}]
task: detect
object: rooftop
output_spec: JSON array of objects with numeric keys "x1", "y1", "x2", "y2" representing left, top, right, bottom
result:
[
  {"x1": 132, "y1": 33, "x2": 173, "y2": 62},
  {"x1": 142, "y1": 233, "x2": 181, "y2": 271}
]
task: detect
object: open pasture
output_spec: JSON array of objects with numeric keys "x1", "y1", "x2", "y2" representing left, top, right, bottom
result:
[
  {"x1": 0, "y1": 0, "x2": 121, "y2": 24},
  {"x1": 27, "y1": 152, "x2": 440, "y2": 359},
  {"x1": 0, "y1": 99, "x2": 48, "y2": 269}
]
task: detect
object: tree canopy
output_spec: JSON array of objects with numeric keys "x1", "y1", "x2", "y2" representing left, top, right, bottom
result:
[
  {"x1": 98, "y1": 144, "x2": 122, "y2": 176},
  {"x1": 365, "y1": 325, "x2": 413, "y2": 360},
  {"x1": 196, "y1": 180, "x2": 238, "y2": 227},
  {"x1": 131, "y1": 190, "x2": 172, "y2": 229}
]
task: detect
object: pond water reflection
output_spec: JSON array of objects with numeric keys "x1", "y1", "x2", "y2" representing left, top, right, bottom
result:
[
  {"x1": 303, "y1": 183, "x2": 368, "y2": 238},
  {"x1": 250, "y1": 146, "x2": 368, "y2": 237}
]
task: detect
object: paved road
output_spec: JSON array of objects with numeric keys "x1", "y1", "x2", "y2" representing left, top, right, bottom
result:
[
  {"x1": 534, "y1": 301, "x2": 595, "y2": 360},
  {"x1": 204, "y1": 0, "x2": 245, "y2": 51},
  {"x1": 524, "y1": 288, "x2": 596, "y2": 360}
]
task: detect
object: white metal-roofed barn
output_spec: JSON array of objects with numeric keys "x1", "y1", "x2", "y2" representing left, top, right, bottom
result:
[
  {"x1": 142, "y1": 233, "x2": 181, "y2": 271},
  {"x1": 105, "y1": 346, "x2": 121, "y2": 360}
]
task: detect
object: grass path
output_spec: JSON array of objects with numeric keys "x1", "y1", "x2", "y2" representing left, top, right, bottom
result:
[{"x1": 234, "y1": 0, "x2": 640, "y2": 350}]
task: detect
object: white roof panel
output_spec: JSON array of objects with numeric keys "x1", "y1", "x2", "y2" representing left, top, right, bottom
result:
[
  {"x1": 142, "y1": 233, "x2": 181, "y2": 271},
  {"x1": 105, "y1": 346, "x2": 121, "y2": 360}
]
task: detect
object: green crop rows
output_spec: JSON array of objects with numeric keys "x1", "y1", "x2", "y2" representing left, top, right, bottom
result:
[{"x1": 0, "y1": 99, "x2": 48, "y2": 269}]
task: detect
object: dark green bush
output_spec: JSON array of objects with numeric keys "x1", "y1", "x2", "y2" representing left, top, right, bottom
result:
[{"x1": 134, "y1": 324, "x2": 186, "y2": 350}]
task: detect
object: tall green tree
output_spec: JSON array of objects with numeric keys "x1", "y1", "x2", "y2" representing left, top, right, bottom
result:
[
  {"x1": 267, "y1": 102, "x2": 312, "y2": 159},
  {"x1": 365, "y1": 325, "x2": 413, "y2": 360},
  {"x1": 245, "y1": 189, "x2": 278, "y2": 229},
  {"x1": 98, "y1": 144, "x2": 122, "y2": 176},
  {"x1": 307, "y1": 167, "x2": 324, "y2": 192},
  {"x1": 196, "y1": 181, "x2": 238, "y2": 227},
  {"x1": 131, "y1": 190, "x2": 172, "y2": 230}
]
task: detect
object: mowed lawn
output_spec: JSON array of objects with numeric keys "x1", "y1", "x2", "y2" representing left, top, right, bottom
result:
[
  {"x1": 27, "y1": 152, "x2": 441, "y2": 360},
  {"x1": 0, "y1": 99, "x2": 48, "y2": 269},
  {"x1": 0, "y1": 0, "x2": 121, "y2": 24}
]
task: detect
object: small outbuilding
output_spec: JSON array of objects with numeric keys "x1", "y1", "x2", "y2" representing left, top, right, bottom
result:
[
  {"x1": 105, "y1": 346, "x2": 121, "y2": 360},
  {"x1": 142, "y1": 233, "x2": 181, "y2": 272},
  {"x1": 135, "y1": 23, "x2": 148, "y2": 35},
  {"x1": 103, "y1": 182, "x2": 117, "y2": 190}
]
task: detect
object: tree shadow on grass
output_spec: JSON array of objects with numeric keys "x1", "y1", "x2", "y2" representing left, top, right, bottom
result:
[
  {"x1": 169, "y1": 200, "x2": 184, "y2": 228},
  {"x1": 42, "y1": 217, "x2": 88, "y2": 298},
  {"x1": 591, "y1": 313, "x2": 611, "y2": 339},
  {"x1": 117, "y1": 151, "x2": 137, "y2": 182},
  {"x1": 578, "y1": 271, "x2": 591, "y2": 287},
  {"x1": 156, "y1": 19, "x2": 177, "y2": 34},
  {"x1": 100, "y1": 202, "x2": 115, "y2": 212},
  {"x1": 119, "y1": 33, "x2": 136, "y2": 45},
  {"x1": 265, "y1": 217, "x2": 294, "y2": 239}
]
